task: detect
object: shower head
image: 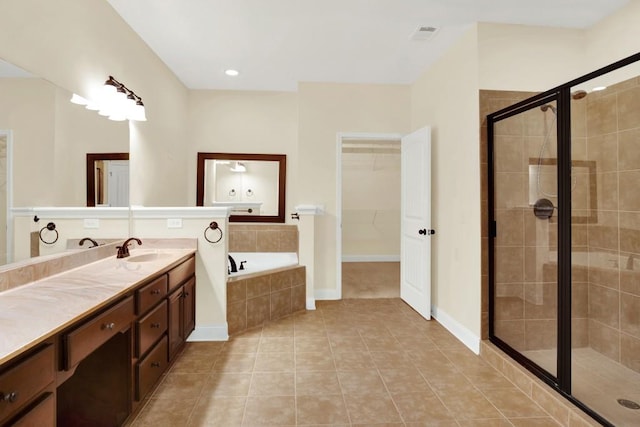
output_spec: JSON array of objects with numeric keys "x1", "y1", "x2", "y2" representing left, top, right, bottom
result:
[
  {"x1": 540, "y1": 104, "x2": 557, "y2": 114},
  {"x1": 572, "y1": 90, "x2": 588, "y2": 100}
]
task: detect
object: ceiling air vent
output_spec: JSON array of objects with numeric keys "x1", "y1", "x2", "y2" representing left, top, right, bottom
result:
[{"x1": 410, "y1": 25, "x2": 440, "y2": 41}]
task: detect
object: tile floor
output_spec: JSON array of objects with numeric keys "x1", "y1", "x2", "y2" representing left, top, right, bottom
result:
[
  {"x1": 129, "y1": 298, "x2": 571, "y2": 426},
  {"x1": 342, "y1": 262, "x2": 400, "y2": 299}
]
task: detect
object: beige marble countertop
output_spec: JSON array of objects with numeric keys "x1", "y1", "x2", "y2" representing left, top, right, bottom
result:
[{"x1": 0, "y1": 247, "x2": 196, "y2": 365}]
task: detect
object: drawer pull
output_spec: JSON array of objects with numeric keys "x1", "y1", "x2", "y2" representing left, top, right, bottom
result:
[
  {"x1": 150, "y1": 323, "x2": 161, "y2": 329},
  {"x1": 150, "y1": 289, "x2": 161, "y2": 295},
  {"x1": 102, "y1": 322, "x2": 115, "y2": 330},
  {"x1": 1, "y1": 391, "x2": 18, "y2": 403},
  {"x1": 151, "y1": 362, "x2": 161, "y2": 368}
]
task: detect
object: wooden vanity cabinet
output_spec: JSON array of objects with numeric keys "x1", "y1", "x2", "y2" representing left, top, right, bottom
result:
[
  {"x1": 167, "y1": 258, "x2": 196, "y2": 362},
  {"x1": 0, "y1": 344, "x2": 55, "y2": 427}
]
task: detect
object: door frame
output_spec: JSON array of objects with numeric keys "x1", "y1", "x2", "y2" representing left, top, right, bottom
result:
[
  {"x1": 335, "y1": 132, "x2": 403, "y2": 299},
  {"x1": 0, "y1": 130, "x2": 13, "y2": 264}
]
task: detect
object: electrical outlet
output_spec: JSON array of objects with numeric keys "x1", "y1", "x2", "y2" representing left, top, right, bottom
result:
[
  {"x1": 84, "y1": 218, "x2": 100, "y2": 229},
  {"x1": 167, "y1": 218, "x2": 183, "y2": 229}
]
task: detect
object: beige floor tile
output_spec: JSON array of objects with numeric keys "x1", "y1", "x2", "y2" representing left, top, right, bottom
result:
[
  {"x1": 483, "y1": 388, "x2": 548, "y2": 418},
  {"x1": 369, "y1": 350, "x2": 414, "y2": 368},
  {"x1": 379, "y1": 368, "x2": 434, "y2": 395},
  {"x1": 294, "y1": 336, "x2": 332, "y2": 353},
  {"x1": 456, "y1": 419, "x2": 512, "y2": 426},
  {"x1": 392, "y1": 392, "x2": 455, "y2": 423},
  {"x1": 169, "y1": 351, "x2": 217, "y2": 374},
  {"x1": 188, "y1": 396, "x2": 246, "y2": 426},
  {"x1": 131, "y1": 398, "x2": 194, "y2": 426},
  {"x1": 201, "y1": 372, "x2": 252, "y2": 397},
  {"x1": 328, "y1": 334, "x2": 368, "y2": 353},
  {"x1": 296, "y1": 395, "x2": 350, "y2": 425},
  {"x1": 296, "y1": 371, "x2": 342, "y2": 395},
  {"x1": 296, "y1": 351, "x2": 336, "y2": 371},
  {"x1": 259, "y1": 336, "x2": 294, "y2": 353},
  {"x1": 509, "y1": 417, "x2": 562, "y2": 426},
  {"x1": 344, "y1": 394, "x2": 402, "y2": 424},
  {"x1": 261, "y1": 319, "x2": 294, "y2": 337},
  {"x1": 223, "y1": 337, "x2": 261, "y2": 353},
  {"x1": 249, "y1": 372, "x2": 295, "y2": 396},
  {"x1": 437, "y1": 389, "x2": 503, "y2": 420},
  {"x1": 333, "y1": 351, "x2": 376, "y2": 371},
  {"x1": 243, "y1": 395, "x2": 296, "y2": 425},
  {"x1": 213, "y1": 352, "x2": 257, "y2": 373},
  {"x1": 254, "y1": 351, "x2": 295, "y2": 372},
  {"x1": 338, "y1": 369, "x2": 388, "y2": 395},
  {"x1": 151, "y1": 372, "x2": 207, "y2": 400}
]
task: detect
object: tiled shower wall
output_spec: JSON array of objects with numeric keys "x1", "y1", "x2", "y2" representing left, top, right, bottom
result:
[
  {"x1": 228, "y1": 224, "x2": 298, "y2": 253},
  {"x1": 579, "y1": 76, "x2": 640, "y2": 373},
  {"x1": 481, "y1": 77, "x2": 640, "y2": 374}
]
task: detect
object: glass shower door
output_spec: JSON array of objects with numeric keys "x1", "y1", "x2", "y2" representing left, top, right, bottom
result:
[{"x1": 491, "y1": 99, "x2": 559, "y2": 377}]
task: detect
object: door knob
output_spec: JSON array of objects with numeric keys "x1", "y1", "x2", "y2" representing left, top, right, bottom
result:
[{"x1": 418, "y1": 229, "x2": 427, "y2": 235}]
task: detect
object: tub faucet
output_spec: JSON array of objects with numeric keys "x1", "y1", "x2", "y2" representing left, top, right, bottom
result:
[
  {"x1": 116, "y1": 238, "x2": 142, "y2": 258},
  {"x1": 79, "y1": 237, "x2": 99, "y2": 248},
  {"x1": 228, "y1": 255, "x2": 238, "y2": 274}
]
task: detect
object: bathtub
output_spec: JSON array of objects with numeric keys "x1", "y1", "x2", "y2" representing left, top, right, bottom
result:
[{"x1": 228, "y1": 252, "x2": 299, "y2": 280}]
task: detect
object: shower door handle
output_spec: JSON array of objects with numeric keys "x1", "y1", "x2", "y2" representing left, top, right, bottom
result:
[{"x1": 419, "y1": 229, "x2": 427, "y2": 235}]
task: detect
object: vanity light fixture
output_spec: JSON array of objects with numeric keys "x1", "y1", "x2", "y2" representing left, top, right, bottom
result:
[
  {"x1": 230, "y1": 161, "x2": 246, "y2": 172},
  {"x1": 72, "y1": 76, "x2": 147, "y2": 122},
  {"x1": 225, "y1": 69, "x2": 240, "y2": 76}
]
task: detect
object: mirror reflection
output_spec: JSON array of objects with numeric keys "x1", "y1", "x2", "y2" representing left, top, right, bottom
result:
[
  {"x1": 196, "y1": 153, "x2": 286, "y2": 223},
  {"x1": 0, "y1": 58, "x2": 130, "y2": 266},
  {"x1": 86, "y1": 153, "x2": 130, "y2": 207}
]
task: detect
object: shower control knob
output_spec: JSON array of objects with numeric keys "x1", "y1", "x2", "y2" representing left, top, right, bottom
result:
[{"x1": 418, "y1": 229, "x2": 427, "y2": 235}]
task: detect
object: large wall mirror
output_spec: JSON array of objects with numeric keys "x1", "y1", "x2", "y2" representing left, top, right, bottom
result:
[
  {"x1": 0, "y1": 58, "x2": 130, "y2": 265},
  {"x1": 196, "y1": 153, "x2": 286, "y2": 223}
]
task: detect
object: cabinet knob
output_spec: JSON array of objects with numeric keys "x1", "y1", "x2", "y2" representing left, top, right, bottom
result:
[
  {"x1": 150, "y1": 323, "x2": 161, "y2": 329},
  {"x1": 102, "y1": 322, "x2": 115, "y2": 330},
  {"x1": 150, "y1": 289, "x2": 161, "y2": 295},
  {"x1": 151, "y1": 362, "x2": 161, "y2": 368},
  {"x1": 1, "y1": 391, "x2": 18, "y2": 403}
]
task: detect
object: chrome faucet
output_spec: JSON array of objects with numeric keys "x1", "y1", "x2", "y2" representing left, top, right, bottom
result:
[
  {"x1": 116, "y1": 238, "x2": 142, "y2": 258},
  {"x1": 79, "y1": 237, "x2": 99, "y2": 248},
  {"x1": 228, "y1": 255, "x2": 238, "y2": 274}
]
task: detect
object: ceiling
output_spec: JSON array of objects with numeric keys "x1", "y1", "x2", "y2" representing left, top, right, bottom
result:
[{"x1": 105, "y1": 0, "x2": 627, "y2": 91}]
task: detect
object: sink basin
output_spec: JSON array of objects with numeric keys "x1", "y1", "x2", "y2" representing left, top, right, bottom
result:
[{"x1": 126, "y1": 253, "x2": 169, "y2": 263}]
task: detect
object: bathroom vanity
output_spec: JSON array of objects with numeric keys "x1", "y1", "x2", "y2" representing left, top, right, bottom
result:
[{"x1": 0, "y1": 249, "x2": 196, "y2": 426}]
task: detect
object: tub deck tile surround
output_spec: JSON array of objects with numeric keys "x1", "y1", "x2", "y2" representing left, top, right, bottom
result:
[
  {"x1": 229, "y1": 224, "x2": 299, "y2": 253},
  {"x1": 227, "y1": 266, "x2": 306, "y2": 336}
]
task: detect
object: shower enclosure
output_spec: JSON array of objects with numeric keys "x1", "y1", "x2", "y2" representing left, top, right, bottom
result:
[{"x1": 488, "y1": 52, "x2": 640, "y2": 427}]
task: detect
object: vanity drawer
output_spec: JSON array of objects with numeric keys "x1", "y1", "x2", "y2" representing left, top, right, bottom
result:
[
  {"x1": 64, "y1": 296, "x2": 135, "y2": 369},
  {"x1": 168, "y1": 256, "x2": 195, "y2": 292},
  {"x1": 137, "y1": 300, "x2": 168, "y2": 357},
  {"x1": 0, "y1": 345, "x2": 54, "y2": 423},
  {"x1": 136, "y1": 336, "x2": 168, "y2": 401},
  {"x1": 136, "y1": 274, "x2": 168, "y2": 315},
  {"x1": 10, "y1": 392, "x2": 55, "y2": 427}
]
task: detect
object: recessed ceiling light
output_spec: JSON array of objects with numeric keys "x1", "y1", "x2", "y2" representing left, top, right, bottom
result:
[
  {"x1": 592, "y1": 86, "x2": 607, "y2": 92},
  {"x1": 225, "y1": 69, "x2": 239, "y2": 77}
]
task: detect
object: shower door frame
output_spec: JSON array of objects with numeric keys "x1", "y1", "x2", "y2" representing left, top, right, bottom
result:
[{"x1": 487, "y1": 51, "x2": 640, "y2": 427}]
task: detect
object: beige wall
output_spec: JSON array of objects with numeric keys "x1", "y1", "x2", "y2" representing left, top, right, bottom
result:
[
  {"x1": 298, "y1": 83, "x2": 411, "y2": 295},
  {"x1": 478, "y1": 23, "x2": 586, "y2": 91},
  {"x1": 411, "y1": 26, "x2": 481, "y2": 340},
  {"x1": 187, "y1": 90, "x2": 298, "y2": 213},
  {"x1": 0, "y1": 0, "x2": 190, "y2": 207}
]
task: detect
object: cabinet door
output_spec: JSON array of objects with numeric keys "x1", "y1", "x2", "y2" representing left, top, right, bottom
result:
[
  {"x1": 183, "y1": 277, "x2": 196, "y2": 338},
  {"x1": 167, "y1": 287, "x2": 184, "y2": 361}
]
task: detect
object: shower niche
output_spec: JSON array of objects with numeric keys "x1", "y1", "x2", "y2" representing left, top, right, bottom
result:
[{"x1": 488, "y1": 52, "x2": 640, "y2": 427}]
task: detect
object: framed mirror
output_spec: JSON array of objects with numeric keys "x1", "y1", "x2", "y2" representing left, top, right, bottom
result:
[
  {"x1": 196, "y1": 153, "x2": 286, "y2": 223},
  {"x1": 86, "y1": 153, "x2": 130, "y2": 207}
]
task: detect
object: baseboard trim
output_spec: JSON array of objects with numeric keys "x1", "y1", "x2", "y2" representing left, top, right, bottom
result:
[
  {"x1": 306, "y1": 297, "x2": 316, "y2": 310},
  {"x1": 342, "y1": 255, "x2": 400, "y2": 262},
  {"x1": 187, "y1": 323, "x2": 229, "y2": 342},
  {"x1": 315, "y1": 289, "x2": 341, "y2": 300},
  {"x1": 431, "y1": 305, "x2": 480, "y2": 354}
]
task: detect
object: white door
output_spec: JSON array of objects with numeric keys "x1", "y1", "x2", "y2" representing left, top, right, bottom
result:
[
  {"x1": 107, "y1": 160, "x2": 130, "y2": 207},
  {"x1": 401, "y1": 126, "x2": 432, "y2": 319}
]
